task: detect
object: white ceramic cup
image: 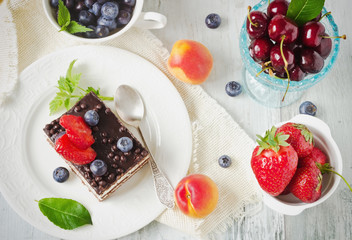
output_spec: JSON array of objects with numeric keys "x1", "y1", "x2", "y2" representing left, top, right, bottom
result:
[{"x1": 42, "y1": 0, "x2": 167, "y2": 42}]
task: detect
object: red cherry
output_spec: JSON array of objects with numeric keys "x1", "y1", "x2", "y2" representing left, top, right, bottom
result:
[
  {"x1": 270, "y1": 44, "x2": 295, "y2": 73},
  {"x1": 267, "y1": 0, "x2": 289, "y2": 19},
  {"x1": 289, "y1": 65, "x2": 306, "y2": 81},
  {"x1": 268, "y1": 15, "x2": 299, "y2": 44},
  {"x1": 249, "y1": 38, "x2": 274, "y2": 62},
  {"x1": 246, "y1": 7, "x2": 269, "y2": 39},
  {"x1": 301, "y1": 21, "x2": 325, "y2": 48},
  {"x1": 299, "y1": 48, "x2": 324, "y2": 73},
  {"x1": 313, "y1": 35, "x2": 332, "y2": 59}
]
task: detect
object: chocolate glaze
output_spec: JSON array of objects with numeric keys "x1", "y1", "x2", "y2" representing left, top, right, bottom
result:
[{"x1": 43, "y1": 92, "x2": 149, "y2": 197}]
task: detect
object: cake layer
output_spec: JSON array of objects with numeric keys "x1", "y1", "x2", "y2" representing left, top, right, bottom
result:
[{"x1": 44, "y1": 92, "x2": 150, "y2": 201}]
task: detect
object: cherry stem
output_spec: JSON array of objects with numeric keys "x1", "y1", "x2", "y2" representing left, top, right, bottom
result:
[
  {"x1": 247, "y1": 6, "x2": 259, "y2": 27},
  {"x1": 281, "y1": 67, "x2": 290, "y2": 102},
  {"x1": 318, "y1": 11, "x2": 331, "y2": 22},
  {"x1": 268, "y1": 0, "x2": 270, "y2": 5},
  {"x1": 280, "y1": 35, "x2": 288, "y2": 69},
  {"x1": 321, "y1": 34, "x2": 347, "y2": 40},
  {"x1": 256, "y1": 66, "x2": 272, "y2": 77},
  {"x1": 263, "y1": 60, "x2": 271, "y2": 66}
]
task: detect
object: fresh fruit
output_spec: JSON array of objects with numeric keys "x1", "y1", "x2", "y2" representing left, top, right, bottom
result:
[
  {"x1": 267, "y1": 0, "x2": 289, "y2": 19},
  {"x1": 122, "y1": 0, "x2": 136, "y2": 7},
  {"x1": 268, "y1": 14, "x2": 298, "y2": 44},
  {"x1": 167, "y1": 40, "x2": 213, "y2": 84},
  {"x1": 299, "y1": 101, "x2": 317, "y2": 116},
  {"x1": 174, "y1": 174, "x2": 219, "y2": 218},
  {"x1": 276, "y1": 122, "x2": 314, "y2": 158},
  {"x1": 117, "y1": 137, "x2": 133, "y2": 152},
  {"x1": 290, "y1": 165, "x2": 322, "y2": 203},
  {"x1": 249, "y1": 37, "x2": 273, "y2": 62},
  {"x1": 301, "y1": 21, "x2": 325, "y2": 48},
  {"x1": 314, "y1": 36, "x2": 332, "y2": 59},
  {"x1": 59, "y1": 115, "x2": 95, "y2": 150},
  {"x1": 90, "y1": 2, "x2": 102, "y2": 17},
  {"x1": 50, "y1": 0, "x2": 59, "y2": 8},
  {"x1": 53, "y1": 167, "x2": 70, "y2": 183},
  {"x1": 101, "y1": 2, "x2": 119, "y2": 19},
  {"x1": 116, "y1": 10, "x2": 132, "y2": 26},
  {"x1": 298, "y1": 147, "x2": 326, "y2": 168},
  {"x1": 84, "y1": 0, "x2": 94, "y2": 8},
  {"x1": 97, "y1": 16, "x2": 117, "y2": 30},
  {"x1": 55, "y1": 134, "x2": 96, "y2": 165},
  {"x1": 218, "y1": 155, "x2": 232, "y2": 168},
  {"x1": 298, "y1": 48, "x2": 324, "y2": 74},
  {"x1": 289, "y1": 65, "x2": 306, "y2": 81},
  {"x1": 78, "y1": 10, "x2": 96, "y2": 26},
  {"x1": 95, "y1": 25, "x2": 109, "y2": 37},
  {"x1": 251, "y1": 127, "x2": 298, "y2": 196},
  {"x1": 90, "y1": 159, "x2": 108, "y2": 176},
  {"x1": 225, "y1": 81, "x2": 242, "y2": 97},
  {"x1": 64, "y1": 0, "x2": 74, "y2": 8},
  {"x1": 270, "y1": 44, "x2": 295, "y2": 73},
  {"x1": 246, "y1": 7, "x2": 269, "y2": 39},
  {"x1": 205, "y1": 13, "x2": 221, "y2": 29},
  {"x1": 74, "y1": 1, "x2": 87, "y2": 12},
  {"x1": 84, "y1": 110, "x2": 100, "y2": 126}
]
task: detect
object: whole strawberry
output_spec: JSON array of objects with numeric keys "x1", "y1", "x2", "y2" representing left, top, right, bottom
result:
[
  {"x1": 251, "y1": 126, "x2": 298, "y2": 196},
  {"x1": 276, "y1": 122, "x2": 314, "y2": 158},
  {"x1": 290, "y1": 166, "x2": 322, "y2": 203},
  {"x1": 298, "y1": 147, "x2": 327, "y2": 168}
]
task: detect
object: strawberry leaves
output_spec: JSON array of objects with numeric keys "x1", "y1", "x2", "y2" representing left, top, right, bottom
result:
[
  {"x1": 293, "y1": 123, "x2": 313, "y2": 144},
  {"x1": 49, "y1": 59, "x2": 113, "y2": 115},
  {"x1": 256, "y1": 126, "x2": 290, "y2": 155}
]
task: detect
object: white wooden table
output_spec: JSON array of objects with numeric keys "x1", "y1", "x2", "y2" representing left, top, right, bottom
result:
[{"x1": 1, "y1": 0, "x2": 352, "y2": 239}]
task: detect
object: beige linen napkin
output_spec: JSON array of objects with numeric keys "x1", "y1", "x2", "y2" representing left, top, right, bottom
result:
[{"x1": 1, "y1": 0, "x2": 262, "y2": 237}]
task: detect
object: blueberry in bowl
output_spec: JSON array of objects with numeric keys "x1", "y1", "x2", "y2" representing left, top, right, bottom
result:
[{"x1": 43, "y1": 0, "x2": 137, "y2": 41}]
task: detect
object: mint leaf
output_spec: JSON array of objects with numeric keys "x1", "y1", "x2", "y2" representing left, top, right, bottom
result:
[
  {"x1": 57, "y1": 0, "x2": 70, "y2": 27},
  {"x1": 286, "y1": 0, "x2": 325, "y2": 26},
  {"x1": 67, "y1": 21, "x2": 93, "y2": 34},
  {"x1": 49, "y1": 95, "x2": 65, "y2": 115},
  {"x1": 37, "y1": 198, "x2": 92, "y2": 230}
]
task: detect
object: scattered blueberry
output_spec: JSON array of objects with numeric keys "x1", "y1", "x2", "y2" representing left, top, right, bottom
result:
[
  {"x1": 84, "y1": 0, "x2": 95, "y2": 8},
  {"x1": 97, "y1": 16, "x2": 117, "y2": 30},
  {"x1": 123, "y1": 0, "x2": 136, "y2": 7},
  {"x1": 95, "y1": 25, "x2": 110, "y2": 37},
  {"x1": 225, "y1": 81, "x2": 242, "y2": 97},
  {"x1": 84, "y1": 110, "x2": 100, "y2": 125},
  {"x1": 205, "y1": 13, "x2": 221, "y2": 29},
  {"x1": 299, "y1": 101, "x2": 317, "y2": 116},
  {"x1": 79, "y1": 10, "x2": 96, "y2": 26},
  {"x1": 90, "y1": 159, "x2": 108, "y2": 176},
  {"x1": 53, "y1": 167, "x2": 69, "y2": 183},
  {"x1": 116, "y1": 10, "x2": 131, "y2": 26},
  {"x1": 218, "y1": 155, "x2": 232, "y2": 168},
  {"x1": 101, "y1": 2, "x2": 119, "y2": 19},
  {"x1": 50, "y1": 0, "x2": 59, "y2": 8},
  {"x1": 90, "y1": 2, "x2": 102, "y2": 17},
  {"x1": 84, "y1": 25, "x2": 98, "y2": 38},
  {"x1": 117, "y1": 137, "x2": 133, "y2": 152}
]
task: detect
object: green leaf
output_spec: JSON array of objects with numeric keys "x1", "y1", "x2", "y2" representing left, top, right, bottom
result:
[
  {"x1": 57, "y1": 0, "x2": 71, "y2": 27},
  {"x1": 64, "y1": 98, "x2": 71, "y2": 110},
  {"x1": 58, "y1": 76, "x2": 72, "y2": 93},
  {"x1": 37, "y1": 198, "x2": 92, "y2": 230},
  {"x1": 66, "y1": 21, "x2": 94, "y2": 34},
  {"x1": 66, "y1": 59, "x2": 77, "y2": 80},
  {"x1": 286, "y1": 0, "x2": 325, "y2": 26},
  {"x1": 49, "y1": 95, "x2": 65, "y2": 115}
]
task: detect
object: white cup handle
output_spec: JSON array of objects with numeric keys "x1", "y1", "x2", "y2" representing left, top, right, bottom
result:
[{"x1": 134, "y1": 12, "x2": 167, "y2": 29}]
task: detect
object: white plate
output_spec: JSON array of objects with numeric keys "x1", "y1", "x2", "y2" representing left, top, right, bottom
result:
[{"x1": 0, "y1": 46, "x2": 192, "y2": 239}]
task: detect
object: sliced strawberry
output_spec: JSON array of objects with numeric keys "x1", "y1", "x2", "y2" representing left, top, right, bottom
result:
[
  {"x1": 59, "y1": 115, "x2": 94, "y2": 149},
  {"x1": 251, "y1": 126, "x2": 298, "y2": 196},
  {"x1": 55, "y1": 134, "x2": 96, "y2": 165},
  {"x1": 276, "y1": 122, "x2": 314, "y2": 158},
  {"x1": 290, "y1": 166, "x2": 322, "y2": 203},
  {"x1": 298, "y1": 147, "x2": 327, "y2": 168}
]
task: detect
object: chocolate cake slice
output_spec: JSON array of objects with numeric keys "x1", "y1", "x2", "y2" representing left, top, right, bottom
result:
[{"x1": 43, "y1": 92, "x2": 150, "y2": 201}]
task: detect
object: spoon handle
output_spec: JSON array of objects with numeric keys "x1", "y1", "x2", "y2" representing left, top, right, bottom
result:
[{"x1": 137, "y1": 128, "x2": 175, "y2": 209}]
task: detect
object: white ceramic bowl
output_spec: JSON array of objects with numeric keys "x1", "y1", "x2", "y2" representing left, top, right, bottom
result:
[
  {"x1": 42, "y1": 0, "x2": 167, "y2": 42},
  {"x1": 262, "y1": 114, "x2": 342, "y2": 215}
]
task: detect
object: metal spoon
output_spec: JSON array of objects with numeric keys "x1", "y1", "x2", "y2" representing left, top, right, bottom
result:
[{"x1": 114, "y1": 85, "x2": 175, "y2": 209}]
